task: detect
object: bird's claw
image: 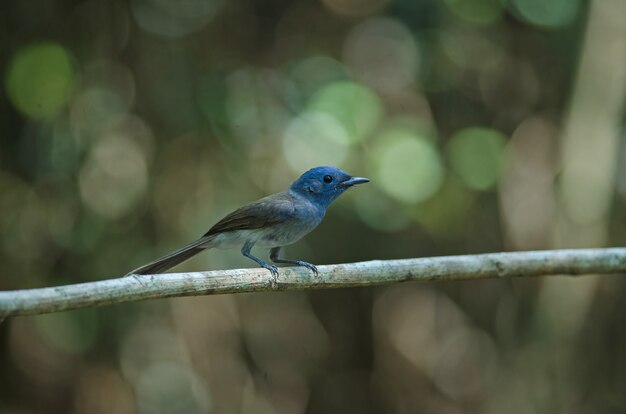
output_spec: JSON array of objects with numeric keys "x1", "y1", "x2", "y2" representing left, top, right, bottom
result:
[
  {"x1": 264, "y1": 264, "x2": 279, "y2": 278},
  {"x1": 298, "y1": 261, "x2": 318, "y2": 276},
  {"x1": 263, "y1": 264, "x2": 279, "y2": 289}
]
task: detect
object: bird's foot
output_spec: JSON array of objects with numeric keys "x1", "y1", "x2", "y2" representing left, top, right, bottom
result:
[
  {"x1": 294, "y1": 261, "x2": 318, "y2": 275},
  {"x1": 263, "y1": 264, "x2": 279, "y2": 277},
  {"x1": 262, "y1": 264, "x2": 279, "y2": 288}
]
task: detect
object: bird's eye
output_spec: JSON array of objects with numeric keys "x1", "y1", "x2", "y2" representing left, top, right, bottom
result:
[{"x1": 323, "y1": 175, "x2": 333, "y2": 183}]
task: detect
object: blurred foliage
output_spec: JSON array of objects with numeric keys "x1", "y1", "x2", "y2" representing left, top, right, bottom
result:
[{"x1": 1, "y1": 0, "x2": 625, "y2": 413}]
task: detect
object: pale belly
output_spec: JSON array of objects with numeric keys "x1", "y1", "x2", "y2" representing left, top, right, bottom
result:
[{"x1": 209, "y1": 216, "x2": 323, "y2": 249}]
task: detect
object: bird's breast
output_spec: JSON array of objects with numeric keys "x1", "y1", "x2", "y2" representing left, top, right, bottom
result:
[
  {"x1": 256, "y1": 213, "x2": 323, "y2": 247},
  {"x1": 210, "y1": 196, "x2": 325, "y2": 249}
]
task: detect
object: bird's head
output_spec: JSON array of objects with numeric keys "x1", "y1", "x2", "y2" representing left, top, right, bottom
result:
[{"x1": 289, "y1": 166, "x2": 369, "y2": 208}]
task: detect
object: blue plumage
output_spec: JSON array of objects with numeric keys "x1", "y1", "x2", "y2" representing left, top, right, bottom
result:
[{"x1": 128, "y1": 166, "x2": 369, "y2": 276}]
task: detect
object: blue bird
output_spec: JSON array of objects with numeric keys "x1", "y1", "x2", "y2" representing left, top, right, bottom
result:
[{"x1": 128, "y1": 166, "x2": 369, "y2": 276}]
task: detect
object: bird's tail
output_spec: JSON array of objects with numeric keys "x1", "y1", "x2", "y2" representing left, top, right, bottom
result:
[{"x1": 127, "y1": 236, "x2": 214, "y2": 276}]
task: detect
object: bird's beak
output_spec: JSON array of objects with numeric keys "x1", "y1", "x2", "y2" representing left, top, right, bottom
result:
[{"x1": 340, "y1": 176, "x2": 370, "y2": 187}]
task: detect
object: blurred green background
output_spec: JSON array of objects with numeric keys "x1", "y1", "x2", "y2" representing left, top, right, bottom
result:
[{"x1": 1, "y1": 0, "x2": 625, "y2": 413}]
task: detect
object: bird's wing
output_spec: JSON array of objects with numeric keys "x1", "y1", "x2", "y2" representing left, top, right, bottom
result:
[{"x1": 203, "y1": 192, "x2": 296, "y2": 236}]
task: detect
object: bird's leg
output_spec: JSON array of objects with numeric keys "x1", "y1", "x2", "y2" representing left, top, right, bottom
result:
[
  {"x1": 241, "y1": 241, "x2": 279, "y2": 278},
  {"x1": 270, "y1": 247, "x2": 318, "y2": 275}
]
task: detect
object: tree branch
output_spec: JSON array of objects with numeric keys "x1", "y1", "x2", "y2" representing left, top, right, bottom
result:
[{"x1": 1, "y1": 248, "x2": 625, "y2": 318}]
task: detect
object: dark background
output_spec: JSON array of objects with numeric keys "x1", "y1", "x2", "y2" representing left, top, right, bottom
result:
[{"x1": 1, "y1": 0, "x2": 625, "y2": 413}]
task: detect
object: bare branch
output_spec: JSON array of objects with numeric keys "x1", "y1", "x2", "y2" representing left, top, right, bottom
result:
[{"x1": 1, "y1": 248, "x2": 625, "y2": 318}]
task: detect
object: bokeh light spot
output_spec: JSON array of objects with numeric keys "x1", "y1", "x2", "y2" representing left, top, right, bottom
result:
[
  {"x1": 131, "y1": 0, "x2": 221, "y2": 38},
  {"x1": 289, "y1": 56, "x2": 348, "y2": 98},
  {"x1": 372, "y1": 128, "x2": 444, "y2": 204},
  {"x1": 224, "y1": 69, "x2": 294, "y2": 147},
  {"x1": 444, "y1": 0, "x2": 503, "y2": 25},
  {"x1": 282, "y1": 111, "x2": 350, "y2": 172},
  {"x1": 79, "y1": 130, "x2": 149, "y2": 219},
  {"x1": 308, "y1": 81, "x2": 382, "y2": 143},
  {"x1": 321, "y1": 0, "x2": 390, "y2": 17},
  {"x1": 5, "y1": 42, "x2": 74, "y2": 119},
  {"x1": 343, "y1": 17, "x2": 419, "y2": 94},
  {"x1": 0, "y1": 174, "x2": 49, "y2": 262},
  {"x1": 511, "y1": 0, "x2": 581, "y2": 28},
  {"x1": 440, "y1": 30, "x2": 505, "y2": 71},
  {"x1": 136, "y1": 362, "x2": 211, "y2": 413},
  {"x1": 416, "y1": 177, "x2": 476, "y2": 237},
  {"x1": 354, "y1": 189, "x2": 411, "y2": 232},
  {"x1": 446, "y1": 127, "x2": 506, "y2": 191},
  {"x1": 70, "y1": 77, "x2": 135, "y2": 144}
]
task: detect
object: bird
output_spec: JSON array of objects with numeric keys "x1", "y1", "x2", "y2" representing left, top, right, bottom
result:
[{"x1": 127, "y1": 166, "x2": 369, "y2": 276}]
